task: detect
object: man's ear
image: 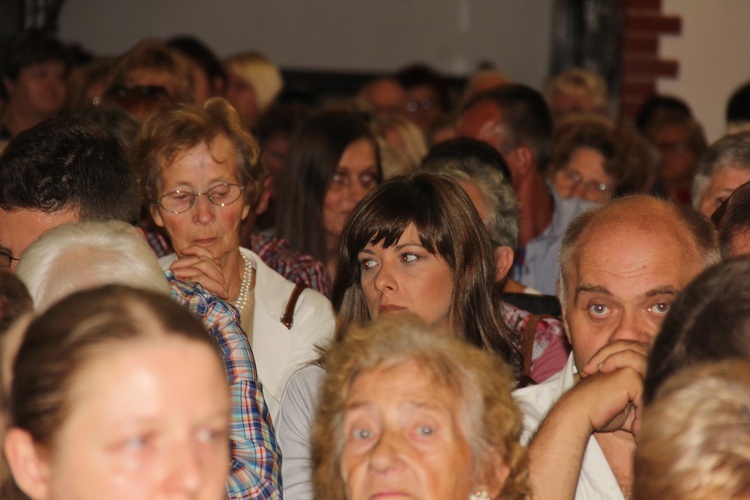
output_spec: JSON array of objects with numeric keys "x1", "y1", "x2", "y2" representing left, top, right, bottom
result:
[
  {"x1": 493, "y1": 245, "x2": 515, "y2": 283},
  {"x1": 254, "y1": 177, "x2": 272, "y2": 216},
  {"x1": 559, "y1": 285, "x2": 573, "y2": 345},
  {"x1": 4, "y1": 428, "x2": 50, "y2": 499},
  {"x1": 510, "y1": 145, "x2": 536, "y2": 178}
]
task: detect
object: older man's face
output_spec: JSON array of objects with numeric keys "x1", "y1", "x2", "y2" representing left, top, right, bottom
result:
[
  {"x1": 698, "y1": 166, "x2": 750, "y2": 217},
  {"x1": 562, "y1": 213, "x2": 705, "y2": 372},
  {"x1": 0, "y1": 208, "x2": 79, "y2": 271}
]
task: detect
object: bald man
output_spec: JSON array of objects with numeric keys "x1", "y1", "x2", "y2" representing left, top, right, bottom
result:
[{"x1": 514, "y1": 195, "x2": 720, "y2": 499}]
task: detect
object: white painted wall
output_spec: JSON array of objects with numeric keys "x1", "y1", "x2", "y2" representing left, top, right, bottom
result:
[
  {"x1": 659, "y1": 0, "x2": 750, "y2": 142},
  {"x1": 58, "y1": 0, "x2": 554, "y2": 88}
]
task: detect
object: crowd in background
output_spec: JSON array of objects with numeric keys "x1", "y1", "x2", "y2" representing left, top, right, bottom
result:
[{"x1": 0, "y1": 28, "x2": 749, "y2": 499}]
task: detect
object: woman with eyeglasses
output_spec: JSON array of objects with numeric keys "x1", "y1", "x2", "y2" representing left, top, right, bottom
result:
[
  {"x1": 548, "y1": 117, "x2": 652, "y2": 204},
  {"x1": 132, "y1": 98, "x2": 334, "y2": 418}
]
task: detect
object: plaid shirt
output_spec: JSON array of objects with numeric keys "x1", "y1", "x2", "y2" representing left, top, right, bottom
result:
[
  {"x1": 249, "y1": 233, "x2": 332, "y2": 298},
  {"x1": 167, "y1": 271, "x2": 281, "y2": 499}
]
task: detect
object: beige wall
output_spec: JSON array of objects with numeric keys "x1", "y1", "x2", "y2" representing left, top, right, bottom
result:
[
  {"x1": 58, "y1": 0, "x2": 554, "y2": 87},
  {"x1": 659, "y1": 0, "x2": 750, "y2": 142}
]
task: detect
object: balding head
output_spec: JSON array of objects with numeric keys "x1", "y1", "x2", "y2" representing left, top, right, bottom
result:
[
  {"x1": 560, "y1": 196, "x2": 719, "y2": 299},
  {"x1": 558, "y1": 195, "x2": 720, "y2": 371}
]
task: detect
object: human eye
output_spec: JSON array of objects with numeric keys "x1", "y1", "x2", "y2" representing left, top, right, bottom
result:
[
  {"x1": 352, "y1": 427, "x2": 373, "y2": 440},
  {"x1": 400, "y1": 252, "x2": 421, "y2": 264},
  {"x1": 416, "y1": 425, "x2": 434, "y2": 436},
  {"x1": 331, "y1": 170, "x2": 347, "y2": 185},
  {"x1": 121, "y1": 433, "x2": 154, "y2": 452},
  {"x1": 359, "y1": 257, "x2": 378, "y2": 271},
  {"x1": 208, "y1": 184, "x2": 233, "y2": 201},
  {"x1": 648, "y1": 302, "x2": 671, "y2": 316},
  {"x1": 195, "y1": 426, "x2": 228, "y2": 444},
  {"x1": 360, "y1": 171, "x2": 379, "y2": 188},
  {"x1": 715, "y1": 196, "x2": 728, "y2": 208},
  {"x1": 168, "y1": 190, "x2": 193, "y2": 202},
  {"x1": 587, "y1": 303, "x2": 610, "y2": 318}
]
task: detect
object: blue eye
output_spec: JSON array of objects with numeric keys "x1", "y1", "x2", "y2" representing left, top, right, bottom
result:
[
  {"x1": 588, "y1": 304, "x2": 609, "y2": 317},
  {"x1": 417, "y1": 426, "x2": 433, "y2": 436},
  {"x1": 649, "y1": 303, "x2": 671, "y2": 315},
  {"x1": 123, "y1": 435, "x2": 149, "y2": 451},
  {"x1": 354, "y1": 428, "x2": 371, "y2": 440},
  {"x1": 196, "y1": 427, "x2": 226, "y2": 444}
]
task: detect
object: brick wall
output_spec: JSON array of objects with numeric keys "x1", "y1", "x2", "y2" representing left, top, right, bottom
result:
[{"x1": 619, "y1": 0, "x2": 681, "y2": 121}]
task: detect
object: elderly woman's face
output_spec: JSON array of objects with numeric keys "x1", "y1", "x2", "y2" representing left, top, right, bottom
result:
[
  {"x1": 38, "y1": 338, "x2": 230, "y2": 499},
  {"x1": 551, "y1": 146, "x2": 614, "y2": 203},
  {"x1": 358, "y1": 224, "x2": 453, "y2": 331},
  {"x1": 340, "y1": 360, "x2": 476, "y2": 499},
  {"x1": 152, "y1": 135, "x2": 250, "y2": 263}
]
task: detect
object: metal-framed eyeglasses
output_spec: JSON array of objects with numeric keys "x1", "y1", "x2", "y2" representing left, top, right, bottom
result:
[
  {"x1": 559, "y1": 169, "x2": 610, "y2": 197},
  {"x1": 0, "y1": 249, "x2": 19, "y2": 268},
  {"x1": 155, "y1": 183, "x2": 246, "y2": 215}
]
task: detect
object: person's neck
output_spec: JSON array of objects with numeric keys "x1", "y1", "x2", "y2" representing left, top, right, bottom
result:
[
  {"x1": 516, "y1": 171, "x2": 554, "y2": 248},
  {"x1": 1, "y1": 107, "x2": 51, "y2": 138},
  {"x1": 502, "y1": 277, "x2": 528, "y2": 294}
]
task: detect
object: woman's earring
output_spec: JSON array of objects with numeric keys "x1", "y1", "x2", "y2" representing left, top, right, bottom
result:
[{"x1": 469, "y1": 489, "x2": 491, "y2": 500}]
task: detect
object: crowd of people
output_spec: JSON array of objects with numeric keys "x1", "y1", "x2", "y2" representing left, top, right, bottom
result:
[{"x1": 1, "y1": 28, "x2": 749, "y2": 499}]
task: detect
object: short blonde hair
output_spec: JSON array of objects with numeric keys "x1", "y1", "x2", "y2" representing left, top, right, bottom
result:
[
  {"x1": 15, "y1": 221, "x2": 169, "y2": 311},
  {"x1": 371, "y1": 113, "x2": 428, "y2": 175},
  {"x1": 545, "y1": 68, "x2": 609, "y2": 116},
  {"x1": 224, "y1": 51, "x2": 283, "y2": 113},
  {"x1": 634, "y1": 360, "x2": 750, "y2": 499},
  {"x1": 312, "y1": 317, "x2": 529, "y2": 500}
]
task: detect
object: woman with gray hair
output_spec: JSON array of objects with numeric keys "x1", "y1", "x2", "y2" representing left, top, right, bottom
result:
[{"x1": 313, "y1": 317, "x2": 530, "y2": 499}]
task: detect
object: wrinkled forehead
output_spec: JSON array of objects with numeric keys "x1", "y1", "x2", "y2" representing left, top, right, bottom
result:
[{"x1": 570, "y1": 219, "x2": 703, "y2": 291}]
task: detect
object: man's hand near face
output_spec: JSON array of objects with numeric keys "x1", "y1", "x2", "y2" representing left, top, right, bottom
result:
[{"x1": 526, "y1": 341, "x2": 646, "y2": 499}]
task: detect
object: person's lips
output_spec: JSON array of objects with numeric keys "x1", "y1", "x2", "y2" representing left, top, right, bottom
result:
[
  {"x1": 193, "y1": 237, "x2": 217, "y2": 246},
  {"x1": 379, "y1": 303, "x2": 407, "y2": 314},
  {"x1": 369, "y1": 491, "x2": 413, "y2": 499}
]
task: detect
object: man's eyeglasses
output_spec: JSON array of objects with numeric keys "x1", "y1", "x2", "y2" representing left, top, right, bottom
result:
[
  {"x1": 155, "y1": 183, "x2": 246, "y2": 215},
  {"x1": 0, "y1": 250, "x2": 19, "y2": 268}
]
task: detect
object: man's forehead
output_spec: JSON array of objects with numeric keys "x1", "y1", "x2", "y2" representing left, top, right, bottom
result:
[
  {"x1": 0, "y1": 208, "x2": 81, "y2": 257},
  {"x1": 570, "y1": 222, "x2": 703, "y2": 293}
]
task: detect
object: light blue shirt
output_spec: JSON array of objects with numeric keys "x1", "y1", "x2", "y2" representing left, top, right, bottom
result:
[{"x1": 514, "y1": 185, "x2": 596, "y2": 295}]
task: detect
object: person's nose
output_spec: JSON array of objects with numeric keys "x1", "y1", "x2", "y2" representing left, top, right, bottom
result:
[
  {"x1": 570, "y1": 181, "x2": 587, "y2": 200},
  {"x1": 368, "y1": 429, "x2": 405, "y2": 474},
  {"x1": 373, "y1": 262, "x2": 398, "y2": 296},
  {"x1": 192, "y1": 194, "x2": 215, "y2": 225},
  {"x1": 348, "y1": 180, "x2": 369, "y2": 205},
  {"x1": 163, "y1": 440, "x2": 202, "y2": 497},
  {"x1": 609, "y1": 308, "x2": 652, "y2": 344}
]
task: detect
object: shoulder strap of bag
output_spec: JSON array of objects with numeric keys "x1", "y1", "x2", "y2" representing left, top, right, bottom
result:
[{"x1": 280, "y1": 283, "x2": 308, "y2": 330}]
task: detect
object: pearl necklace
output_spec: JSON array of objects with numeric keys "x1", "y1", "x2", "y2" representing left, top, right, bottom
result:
[{"x1": 232, "y1": 253, "x2": 254, "y2": 312}]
